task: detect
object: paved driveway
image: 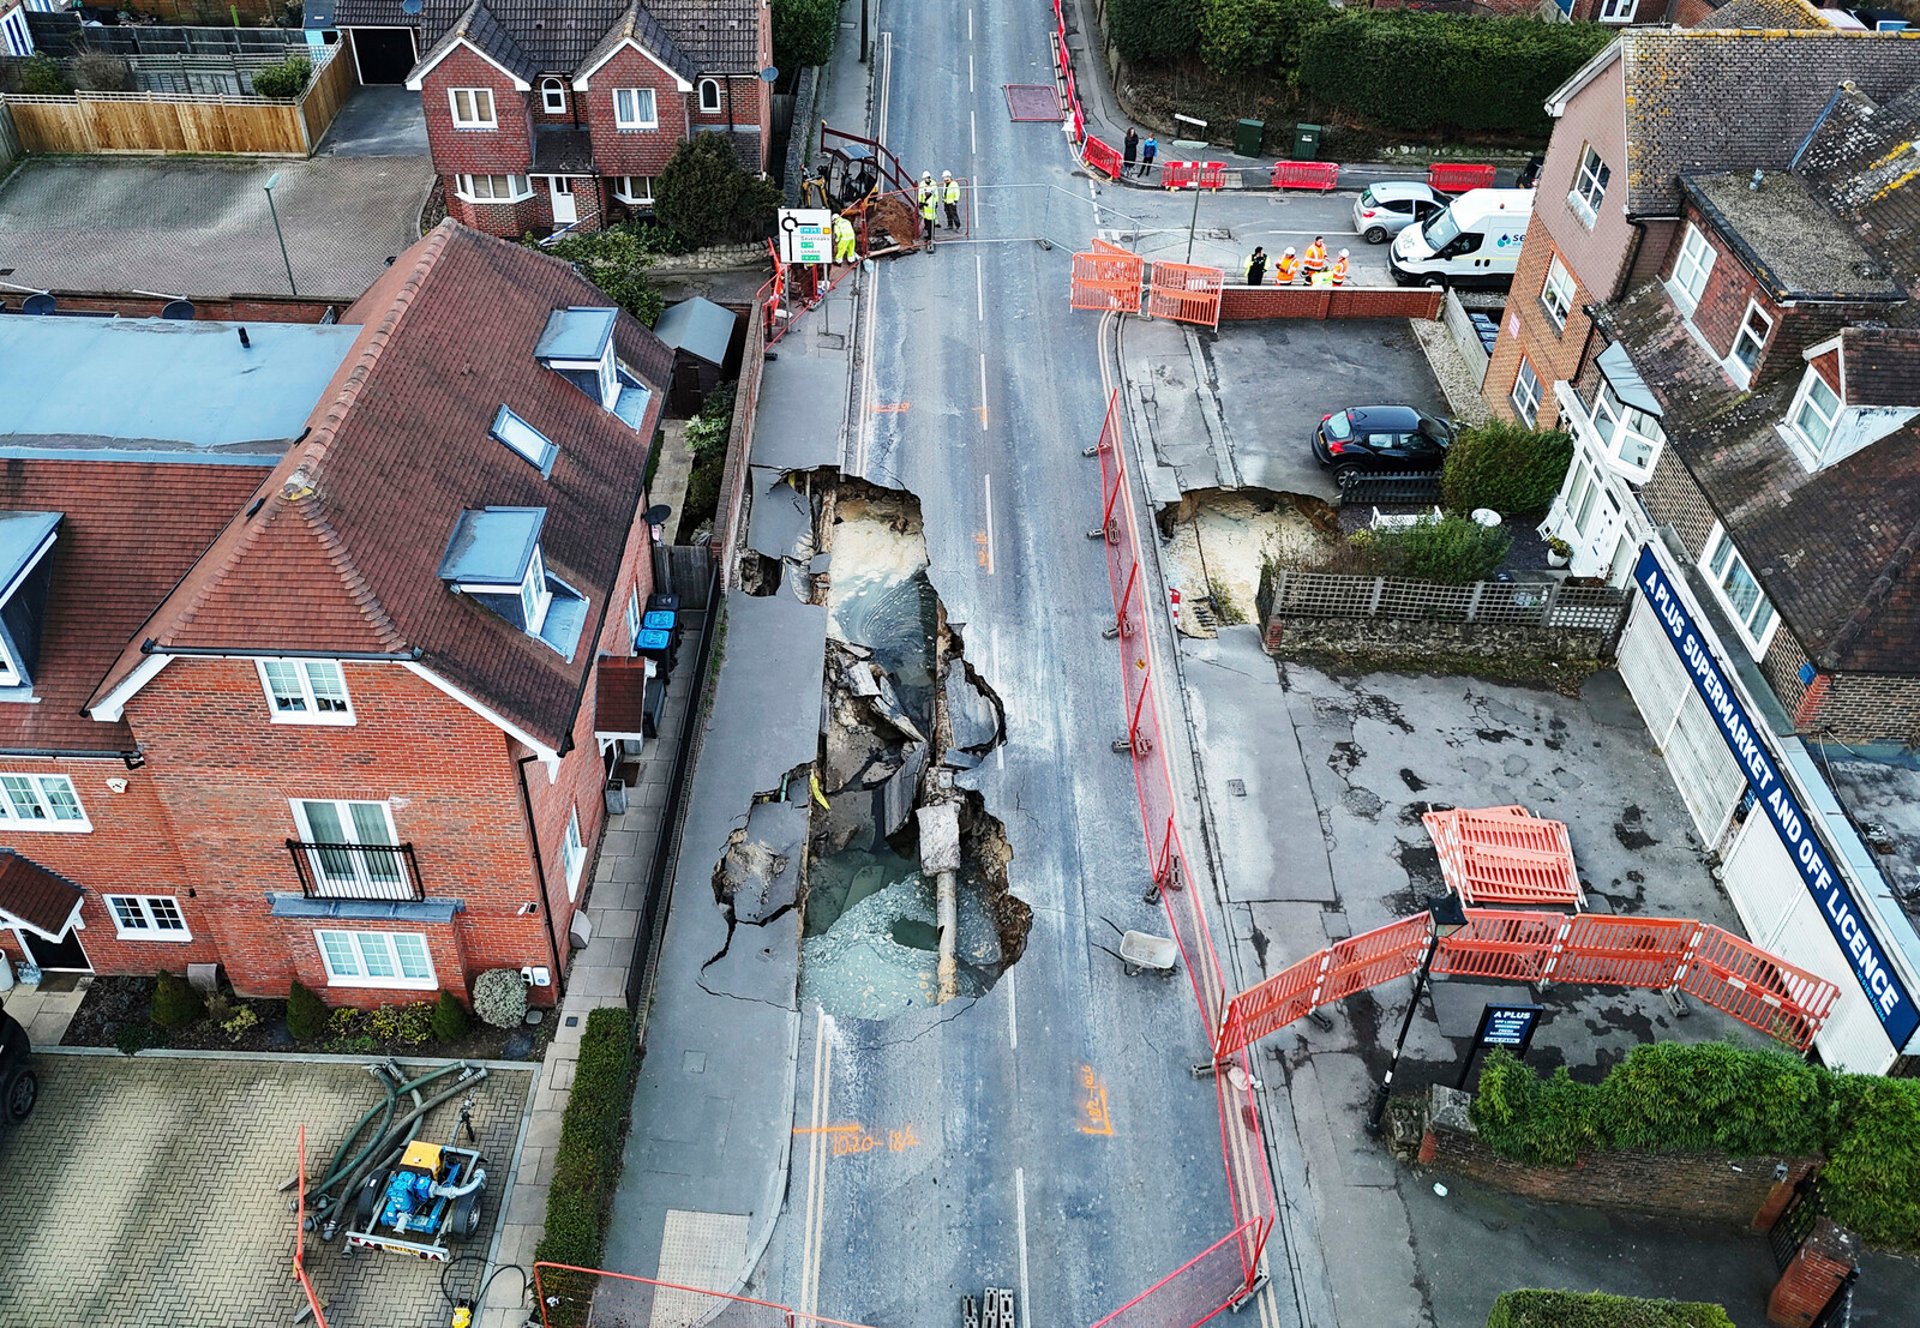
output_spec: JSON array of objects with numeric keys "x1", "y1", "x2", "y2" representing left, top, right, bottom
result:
[
  {"x1": 317, "y1": 86, "x2": 431, "y2": 157},
  {"x1": 0, "y1": 156, "x2": 434, "y2": 303},
  {"x1": 0, "y1": 1052, "x2": 532, "y2": 1327}
]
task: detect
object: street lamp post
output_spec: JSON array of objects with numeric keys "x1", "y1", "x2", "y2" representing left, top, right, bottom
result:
[
  {"x1": 1365, "y1": 893, "x2": 1469, "y2": 1136},
  {"x1": 263, "y1": 172, "x2": 297, "y2": 297},
  {"x1": 1183, "y1": 180, "x2": 1203, "y2": 266}
]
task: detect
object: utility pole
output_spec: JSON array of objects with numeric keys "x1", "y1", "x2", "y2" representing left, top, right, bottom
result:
[{"x1": 263, "y1": 172, "x2": 297, "y2": 297}]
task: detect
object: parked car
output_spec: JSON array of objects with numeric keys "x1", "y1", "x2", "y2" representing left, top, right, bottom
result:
[
  {"x1": 1352, "y1": 182, "x2": 1445, "y2": 245},
  {"x1": 1311, "y1": 407, "x2": 1457, "y2": 477},
  {"x1": 0, "y1": 1008, "x2": 35, "y2": 1137}
]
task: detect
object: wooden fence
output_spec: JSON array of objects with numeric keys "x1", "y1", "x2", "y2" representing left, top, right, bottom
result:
[{"x1": 2, "y1": 39, "x2": 352, "y2": 156}]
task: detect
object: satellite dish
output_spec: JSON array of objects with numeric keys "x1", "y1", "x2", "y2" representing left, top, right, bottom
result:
[
  {"x1": 644, "y1": 505, "x2": 673, "y2": 527},
  {"x1": 160, "y1": 299, "x2": 196, "y2": 321},
  {"x1": 21, "y1": 293, "x2": 55, "y2": 316},
  {"x1": 760, "y1": 66, "x2": 778, "y2": 83},
  {"x1": 401, "y1": 0, "x2": 422, "y2": 13}
]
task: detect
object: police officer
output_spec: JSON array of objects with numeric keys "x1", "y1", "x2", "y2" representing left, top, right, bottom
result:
[{"x1": 942, "y1": 171, "x2": 962, "y2": 230}]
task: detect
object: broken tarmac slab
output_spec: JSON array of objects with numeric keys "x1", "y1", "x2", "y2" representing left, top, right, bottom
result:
[
  {"x1": 747, "y1": 467, "x2": 817, "y2": 562},
  {"x1": 917, "y1": 802, "x2": 962, "y2": 874}
]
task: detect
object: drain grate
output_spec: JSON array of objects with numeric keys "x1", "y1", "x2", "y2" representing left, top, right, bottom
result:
[
  {"x1": 1004, "y1": 84, "x2": 1063, "y2": 122},
  {"x1": 1227, "y1": 779, "x2": 1247, "y2": 797}
]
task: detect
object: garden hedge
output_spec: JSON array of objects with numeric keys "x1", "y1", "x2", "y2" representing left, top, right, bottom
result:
[
  {"x1": 1471, "y1": 1042, "x2": 1920, "y2": 1250},
  {"x1": 1111, "y1": 0, "x2": 1201, "y2": 63},
  {"x1": 1486, "y1": 1289, "x2": 1734, "y2": 1328},
  {"x1": 534, "y1": 1007, "x2": 637, "y2": 1325},
  {"x1": 1441, "y1": 421, "x2": 1575, "y2": 519},
  {"x1": 772, "y1": 0, "x2": 837, "y2": 71}
]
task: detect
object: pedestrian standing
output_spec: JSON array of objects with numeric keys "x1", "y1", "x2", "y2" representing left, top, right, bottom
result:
[
  {"x1": 832, "y1": 213, "x2": 857, "y2": 263},
  {"x1": 1123, "y1": 128, "x2": 1139, "y2": 176},
  {"x1": 1329, "y1": 248, "x2": 1351, "y2": 286},
  {"x1": 1303, "y1": 235, "x2": 1328, "y2": 277},
  {"x1": 1245, "y1": 247, "x2": 1268, "y2": 286},
  {"x1": 1139, "y1": 135, "x2": 1157, "y2": 179},
  {"x1": 920, "y1": 190, "x2": 938, "y2": 250},
  {"x1": 1274, "y1": 246, "x2": 1300, "y2": 284},
  {"x1": 917, "y1": 170, "x2": 936, "y2": 213},
  {"x1": 942, "y1": 171, "x2": 961, "y2": 230}
]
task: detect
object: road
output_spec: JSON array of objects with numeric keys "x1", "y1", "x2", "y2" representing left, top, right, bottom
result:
[{"x1": 761, "y1": 5, "x2": 1298, "y2": 1328}]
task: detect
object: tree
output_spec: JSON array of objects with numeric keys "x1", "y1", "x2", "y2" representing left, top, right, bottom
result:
[
  {"x1": 655, "y1": 134, "x2": 782, "y2": 249},
  {"x1": 772, "y1": 0, "x2": 837, "y2": 71},
  {"x1": 250, "y1": 55, "x2": 312, "y2": 100},
  {"x1": 536, "y1": 227, "x2": 666, "y2": 326}
]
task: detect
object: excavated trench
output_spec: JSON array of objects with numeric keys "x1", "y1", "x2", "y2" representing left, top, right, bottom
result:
[{"x1": 1156, "y1": 487, "x2": 1338, "y2": 635}]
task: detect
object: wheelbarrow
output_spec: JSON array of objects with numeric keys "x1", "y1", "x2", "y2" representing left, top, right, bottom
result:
[{"x1": 1119, "y1": 930, "x2": 1179, "y2": 978}]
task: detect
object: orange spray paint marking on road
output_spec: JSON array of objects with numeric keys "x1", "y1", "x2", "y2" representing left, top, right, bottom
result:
[
  {"x1": 1078, "y1": 1065, "x2": 1115, "y2": 1137},
  {"x1": 869, "y1": 402, "x2": 912, "y2": 413}
]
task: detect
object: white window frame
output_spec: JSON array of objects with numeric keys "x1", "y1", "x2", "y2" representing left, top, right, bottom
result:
[
  {"x1": 613, "y1": 86, "x2": 658, "y2": 130},
  {"x1": 1541, "y1": 255, "x2": 1576, "y2": 333},
  {"x1": 1568, "y1": 145, "x2": 1610, "y2": 228},
  {"x1": 540, "y1": 77, "x2": 567, "y2": 114},
  {"x1": 1784, "y1": 366, "x2": 1842, "y2": 467},
  {"x1": 315, "y1": 928, "x2": 436, "y2": 990},
  {"x1": 562, "y1": 806, "x2": 586, "y2": 900},
  {"x1": 491, "y1": 404, "x2": 557, "y2": 472},
  {"x1": 291, "y1": 798, "x2": 404, "y2": 894},
  {"x1": 0, "y1": 772, "x2": 89, "y2": 832},
  {"x1": 2, "y1": 9, "x2": 32, "y2": 58},
  {"x1": 1598, "y1": 0, "x2": 1638, "y2": 22},
  {"x1": 1699, "y1": 523, "x2": 1780, "y2": 657},
  {"x1": 1511, "y1": 357, "x2": 1542, "y2": 427},
  {"x1": 697, "y1": 77, "x2": 721, "y2": 114},
  {"x1": 612, "y1": 175, "x2": 655, "y2": 205},
  {"x1": 1726, "y1": 300, "x2": 1774, "y2": 389},
  {"x1": 1591, "y1": 379, "x2": 1665, "y2": 473},
  {"x1": 521, "y1": 545, "x2": 553, "y2": 633},
  {"x1": 448, "y1": 87, "x2": 496, "y2": 129},
  {"x1": 456, "y1": 173, "x2": 532, "y2": 203},
  {"x1": 626, "y1": 587, "x2": 643, "y2": 649},
  {"x1": 1668, "y1": 223, "x2": 1716, "y2": 316},
  {"x1": 105, "y1": 894, "x2": 190, "y2": 942},
  {"x1": 257, "y1": 659, "x2": 355, "y2": 726}
]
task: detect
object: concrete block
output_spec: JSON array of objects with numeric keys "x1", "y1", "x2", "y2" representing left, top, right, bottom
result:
[{"x1": 918, "y1": 802, "x2": 962, "y2": 873}]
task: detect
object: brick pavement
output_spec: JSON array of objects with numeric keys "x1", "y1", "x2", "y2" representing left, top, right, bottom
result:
[
  {"x1": 0, "y1": 156, "x2": 435, "y2": 304},
  {"x1": 0, "y1": 1052, "x2": 532, "y2": 1328}
]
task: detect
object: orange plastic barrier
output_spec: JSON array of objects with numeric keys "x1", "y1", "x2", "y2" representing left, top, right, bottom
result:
[
  {"x1": 1146, "y1": 260, "x2": 1224, "y2": 328},
  {"x1": 1684, "y1": 925, "x2": 1841, "y2": 1049},
  {"x1": 1162, "y1": 160, "x2": 1229, "y2": 190},
  {"x1": 1070, "y1": 242, "x2": 1144, "y2": 312},
  {"x1": 1084, "y1": 134, "x2": 1124, "y2": 180},
  {"x1": 1429, "y1": 162, "x2": 1497, "y2": 194},
  {"x1": 1425, "y1": 805, "x2": 1585, "y2": 908},
  {"x1": 1551, "y1": 914, "x2": 1696, "y2": 990},
  {"x1": 1272, "y1": 160, "x2": 1340, "y2": 192},
  {"x1": 1433, "y1": 909, "x2": 1564, "y2": 984}
]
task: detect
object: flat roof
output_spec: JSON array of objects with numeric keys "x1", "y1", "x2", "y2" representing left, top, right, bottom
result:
[
  {"x1": 438, "y1": 506, "x2": 546, "y2": 584},
  {"x1": 0, "y1": 317, "x2": 361, "y2": 462},
  {"x1": 534, "y1": 307, "x2": 616, "y2": 363},
  {"x1": 1685, "y1": 171, "x2": 1904, "y2": 301}
]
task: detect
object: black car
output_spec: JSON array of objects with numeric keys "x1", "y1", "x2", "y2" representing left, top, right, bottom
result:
[
  {"x1": 1311, "y1": 406, "x2": 1456, "y2": 477},
  {"x1": 0, "y1": 1008, "x2": 34, "y2": 1136}
]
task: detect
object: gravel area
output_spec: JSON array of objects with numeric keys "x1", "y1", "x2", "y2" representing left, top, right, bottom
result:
[{"x1": 1411, "y1": 317, "x2": 1492, "y2": 427}]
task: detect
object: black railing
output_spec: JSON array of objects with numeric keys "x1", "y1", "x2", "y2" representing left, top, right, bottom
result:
[{"x1": 286, "y1": 840, "x2": 424, "y2": 901}]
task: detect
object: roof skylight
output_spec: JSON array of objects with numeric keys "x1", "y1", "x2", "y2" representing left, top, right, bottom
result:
[{"x1": 491, "y1": 405, "x2": 558, "y2": 474}]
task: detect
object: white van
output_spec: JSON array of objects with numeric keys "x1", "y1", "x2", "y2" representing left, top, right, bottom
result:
[{"x1": 1388, "y1": 188, "x2": 1534, "y2": 288}]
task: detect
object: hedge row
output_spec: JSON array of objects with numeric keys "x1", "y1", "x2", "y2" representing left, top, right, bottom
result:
[
  {"x1": 534, "y1": 1007, "x2": 637, "y2": 1325},
  {"x1": 1487, "y1": 1289, "x2": 1734, "y2": 1328},
  {"x1": 1441, "y1": 420, "x2": 1575, "y2": 519},
  {"x1": 1472, "y1": 1042, "x2": 1920, "y2": 1250}
]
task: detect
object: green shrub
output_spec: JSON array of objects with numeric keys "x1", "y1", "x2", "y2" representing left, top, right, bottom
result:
[
  {"x1": 1347, "y1": 514, "x2": 1511, "y2": 585},
  {"x1": 1472, "y1": 1053, "x2": 1600, "y2": 1166},
  {"x1": 472, "y1": 968, "x2": 529, "y2": 1028},
  {"x1": 772, "y1": 0, "x2": 837, "y2": 70},
  {"x1": 19, "y1": 55, "x2": 73, "y2": 96},
  {"x1": 535, "y1": 226, "x2": 665, "y2": 327},
  {"x1": 1486, "y1": 1289, "x2": 1734, "y2": 1328},
  {"x1": 678, "y1": 381, "x2": 738, "y2": 536},
  {"x1": 369, "y1": 1001, "x2": 435, "y2": 1047},
  {"x1": 222, "y1": 1005, "x2": 261, "y2": 1042},
  {"x1": 534, "y1": 1007, "x2": 636, "y2": 1326},
  {"x1": 1198, "y1": 0, "x2": 1332, "y2": 74},
  {"x1": 1596, "y1": 1041, "x2": 1830, "y2": 1159},
  {"x1": 432, "y1": 990, "x2": 470, "y2": 1042},
  {"x1": 150, "y1": 971, "x2": 205, "y2": 1030},
  {"x1": 1441, "y1": 420, "x2": 1575, "y2": 519},
  {"x1": 250, "y1": 55, "x2": 312, "y2": 99},
  {"x1": 286, "y1": 979, "x2": 328, "y2": 1041},
  {"x1": 655, "y1": 133, "x2": 782, "y2": 249},
  {"x1": 1112, "y1": 0, "x2": 1201, "y2": 63},
  {"x1": 116, "y1": 1020, "x2": 156, "y2": 1056},
  {"x1": 1823, "y1": 1075, "x2": 1920, "y2": 1248}
]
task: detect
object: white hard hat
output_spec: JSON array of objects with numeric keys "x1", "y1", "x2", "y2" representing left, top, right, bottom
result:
[
  {"x1": 942, "y1": 170, "x2": 953, "y2": 180},
  {"x1": 1283, "y1": 246, "x2": 1295, "y2": 254},
  {"x1": 1339, "y1": 248, "x2": 1350, "y2": 257},
  {"x1": 922, "y1": 171, "x2": 933, "y2": 181}
]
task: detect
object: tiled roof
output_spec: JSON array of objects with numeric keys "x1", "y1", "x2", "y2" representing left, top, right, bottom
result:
[
  {"x1": 337, "y1": 0, "x2": 758, "y2": 76},
  {"x1": 90, "y1": 223, "x2": 672, "y2": 752},
  {"x1": 0, "y1": 850, "x2": 83, "y2": 939},
  {"x1": 1704, "y1": 0, "x2": 1824, "y2": 29},
  {"x1": 1598, "y1": 286, "x2": 1920, "y2": 674},
  {"x1": 1617, "y1": 28, "x2": 1920, "y2": 216},
  {"x1": 1793, "y1": 83, "x2": 1920, "y2": 286},
  {"x1": 415, "y1": 1, "x2": 538, "y2": 85},
  {"x1": 574, "y1": 0, "x2": 695, "y2": 84},
  {"x1": 593, "y1": 655, "x2": 650, "y2": 733},
  {"x1": 0, "y1": 461, "x2": 264, "y2": 754},
  {"x1": 1839, "y1": 327, "x2": 1920, "y2": 407},
  {"x1": 532, "y1": 125, "x2": 596, "y2": 173}
]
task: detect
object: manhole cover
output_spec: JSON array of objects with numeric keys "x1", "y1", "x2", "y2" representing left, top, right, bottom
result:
[
  {"x1": 1227, "y1": 779, "x2": 1246, "y2": 797},
  {"x1": 1004, "y1": 84, "x2": 1063, "y2": 122}
]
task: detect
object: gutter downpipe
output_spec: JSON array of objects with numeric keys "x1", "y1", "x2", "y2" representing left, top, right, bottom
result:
[{"x1": 517, "y1": 751, "x2": 568, "y2": 1002}]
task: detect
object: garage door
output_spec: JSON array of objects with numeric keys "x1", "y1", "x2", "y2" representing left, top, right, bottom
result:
[
  {"x1": 351, "y1": 28, "x2": 418, "y2": 84},
  {"x1": 1720, "y1": 809, "x2": 1895, "y2": 1072},
  {"x1": 1616, "y1": 595, "x2": 1745, "y2": 844}
]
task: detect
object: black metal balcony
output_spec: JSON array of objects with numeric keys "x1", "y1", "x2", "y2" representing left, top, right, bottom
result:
[{"x1": 286, "y1": 840, "x2": 424, "y2": 901}]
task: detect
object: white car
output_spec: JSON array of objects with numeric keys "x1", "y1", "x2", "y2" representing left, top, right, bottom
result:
[{"x1": 1352, "y1": 182, "x2": 1445, "y2": 245}]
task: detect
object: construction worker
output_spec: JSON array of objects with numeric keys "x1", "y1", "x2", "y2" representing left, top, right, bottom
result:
[
  {"x1": 920, "y1": 189, "x2": 937, "y2": 251},
  {"x1": 832, "y1": 212, "x2": 856, "y2": 263},
  {"x1": 942, "y1": 171, "x2": 961, "y2": 230},
  {"x1": 917, "y1": 170, "x2": 936, "y2": 211},
  {"x1": 1329, "y1": 248, "x2": 1351, "y2": 286},
  {"x1": 1302, "y1": 235, "x2": 1328, "y2": 277},
  {"x1": 1244, "y1": 246, "x2": 1267, "y2": 286},
  {"x1": 1274, "y1": 246, "x2": 1300, "y2": 285}
]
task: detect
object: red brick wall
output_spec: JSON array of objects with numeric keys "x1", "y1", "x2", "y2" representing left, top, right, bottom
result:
[
  {"x1": 534, "y1": 76, "x2": 576, "y2": 128},
  {"x1": 1484, "y1": 218, "x2": 1588, "y2": 429},
  {"x1": 585, "y1": 45, "x2": 692, "y2": 179},
  {"x1": 421, "y1": 47, "x2": 532, "y2": 176},
  {"x1": 688, "y1": 74, "x2": 772, "y2": 169},
  {"x1": 1217, "y1": 285, "x2": 1442, "y2": 321},
  {"x1": 445, "y1": 182, "x2": 546, "y2": 239}
]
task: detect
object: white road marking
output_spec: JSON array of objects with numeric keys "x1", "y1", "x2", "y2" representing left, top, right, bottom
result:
[
  {"x1": 979, "y1": 352, "x2": 990, "y2": 434},
  {"x1": 969, "y1": 51, "x2": 975, "y2": 93},
  {"x1": 1015, "y1": 1166, "x2": 1033, "y2": 1328},
  {"x1": 798, "y1": 1011, "x2": 829, "y2": 1319},
  {"x1": 982, "y1": 470, "x2": 995, "y2": 571},
  {"x1": 1005, "y1": 968, "x2": 1018, "y2": 1049},
  {"x1": 991, "y1": 624, "x2": 1005, "y2": 770},
  {"x1": 1266, "y1": 228, "x2": 1361, "y2": 237},
  {"x1": 976, "y1": 252, "x2": 985, "y2": 321},
  {"x1": 968, "y1": 7, "x2": 974, "y2": 40},
  {"x1": 971, "y1": 108, "x2": 977, "y2": 156}
]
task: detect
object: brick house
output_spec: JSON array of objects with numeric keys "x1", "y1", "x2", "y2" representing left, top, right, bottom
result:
[
  {"x1": 0, "y1": 221, "x2": 674, "y2": 1010},
  {"x1": 333, "y1": 0, "x2": 770, "y2": 238}
]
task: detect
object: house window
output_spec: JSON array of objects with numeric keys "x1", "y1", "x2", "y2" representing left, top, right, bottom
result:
[
  {"x1": 491, "y1": 405, "x2": 558, "y2": 473},
  {"x1": 1568, "y1": 145, "x2": 1610, "y2": 228},
  {"x1": 1541, "y1": 255, "x2": 1576, "y2": 333},
  {"x1": 0, "y1": 773, "x2": 88, "y2": 831},
  {"x1": 106, "y1": 894, "x2": 189, "y2": 941},
  {"x1": 1701, "y1": 523, "x2": 1778, "y2": 655},
  {"x1": 457, "y1": 173, "x2": 531, "y2": 202},
  {"x1": 1728, "y1": 301, "x2": 1773, "y2": 387},
  {"x1": 1591, "y1": 379, "x2": 1665, "y2": 471},
  {"x1": 626, "y1": 587, "x2": 643, "y2": 648},
  {"x1": 614, "y1": 87, "x2": 658, "y2": 130},
  {"x1": 562, "y1": 806, "x2": 586, "y2": 900},
  {"x1": 612, "y1": 175, "x2": 655, "y2": 205},
  {"x1": 698, "y1": 78, "x2": 721, "y2": 114},
  {"x1": 258, "y1": 659, "x2": 354, "y2": 725},
  {"x1": 292, "y1": 799, "x2": 403, "y2": 892},
  {"x1": 316, "y1": 929, "x2": 436, "y2": 989},
  {"x1": 1786, "y1": 367, "x2": 1842, "y2": 465},
  {"x1": 2, "y1": 9, "x2": 31, "y2": 57},
  {"x1": 520, "y1": 545, "x2": 553, "y2": 633},
  {"x1": 1598, "y1": 0, "x2": 1638, "y2": 21},
  {"x1": 448, "y1": 87, "x2": 496, "y2": 129},
  {"x1": 541, "y1": 77, "x2": 566, "y2": 113},
  {"x1": 1511, "y1": 357, "x2": 1542, "y2": 427},
  {"x1": 1668, "y1": 223, "x2": 1715, "y2": 316}
]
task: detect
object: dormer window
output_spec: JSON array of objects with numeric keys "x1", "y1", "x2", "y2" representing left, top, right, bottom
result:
[
  {"x1": 1589, "y1": 343, "x2": 1665, "y2": 477},
  {"x1": 533, "y1": 306, "x2": 653, "y2": 426},
  {"x1": 520, "y1": 543, "x2": 552, "y2": 633},
  {"x1": 1778, "y1": 331, "x2": 1920, "y2": 472},
  {"x1": 438, "y1": 507, "x2": 587, "y2": 658},
  {"x1": 0, "y1": 510, "x2": 61, "y2": 696},
  {"x1": 1786, "y1": 369, "x2": 1841, "y2": 463},
  {"x1": 491, "y1": 405, "x2": 558, "y2": 473}
]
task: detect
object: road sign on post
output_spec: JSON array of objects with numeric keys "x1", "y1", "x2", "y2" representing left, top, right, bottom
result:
[
  {"x1": 1457, "y1": 1001, "x2": 1543, "y2": 1088},
  {"x1": 777, "y1": 207, "x2": 835, "y2": 264}
]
